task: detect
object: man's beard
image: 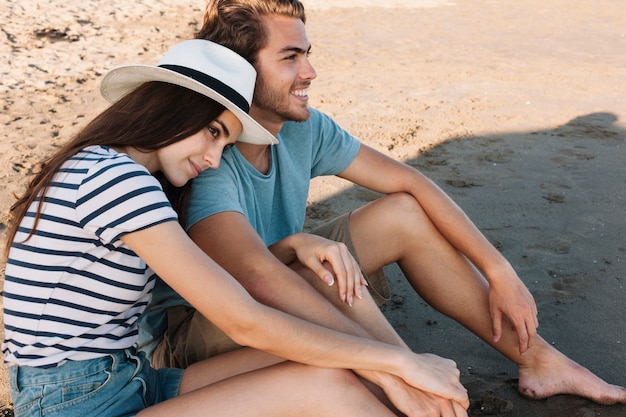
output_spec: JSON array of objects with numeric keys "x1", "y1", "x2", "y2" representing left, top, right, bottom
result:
[{"x1": 253, "y1": 76, "x2": 311, "y2": 123}]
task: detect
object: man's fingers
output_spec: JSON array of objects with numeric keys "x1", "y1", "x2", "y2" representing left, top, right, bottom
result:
[{"x1": 491, "y1": 308, "x2": 503, "y2": 343}]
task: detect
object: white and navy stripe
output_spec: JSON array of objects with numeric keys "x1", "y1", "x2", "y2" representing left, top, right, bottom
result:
[{"x1": 2, "y1": 146, "x2": 177, "y2": 368}]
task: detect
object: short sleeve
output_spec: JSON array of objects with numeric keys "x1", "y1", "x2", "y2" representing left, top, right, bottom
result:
[
  {"x1": 284, "y1": 109, "x2": 361, "y2": 177},
  {"x1": 185, "y1": 154, "x2": 245, "y2": 231},
  {"x1": 76, "y1": 158, "x2": 177, "y2": 245}
]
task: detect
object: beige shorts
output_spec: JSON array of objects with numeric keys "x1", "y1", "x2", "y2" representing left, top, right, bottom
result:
[{"x1": 152, "y1": 212, "x2": 390, "y2": 369}]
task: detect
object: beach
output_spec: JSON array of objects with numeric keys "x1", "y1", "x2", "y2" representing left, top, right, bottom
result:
[{"x1": 1, "y1": 0, "x2": 625, "y2": 415}]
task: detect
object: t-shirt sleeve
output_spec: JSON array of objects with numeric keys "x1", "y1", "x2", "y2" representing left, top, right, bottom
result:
[
  {"x1": 308, "y1": 109, "x2": 361, "y2": 177},
  {"x1": 185, "y1": 155, "x2": 244, "y2": 231},
  {"x1": 75, "y1": 158, "x2": 178, "y2": 245}
]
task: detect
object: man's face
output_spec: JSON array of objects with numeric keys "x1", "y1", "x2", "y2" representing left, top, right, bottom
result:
[{"x1": 250, "y1": 15, "x2": 317, "y2": 131}]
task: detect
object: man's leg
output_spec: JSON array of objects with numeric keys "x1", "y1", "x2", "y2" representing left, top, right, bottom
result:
[
  {"x1": 154, "y1": 263, "x2": 406, "y2": 370},
  {"x1": 344, "y1": 192, "x2": 626, "y2": 405},
  {"x1": 306, "y1": 213, "x2": 412, "y2": 348},
  {"x1": 152, "y1": 305, "x2": 244, "y2": 369}
]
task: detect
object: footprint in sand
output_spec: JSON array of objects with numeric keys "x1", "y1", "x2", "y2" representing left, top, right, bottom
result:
[
  {"x1": 542, "y1": 192, "x2": 565, "y2": 203},
  {"x1": 549, "y1": 274, "x2": 597, "y2": 303}
]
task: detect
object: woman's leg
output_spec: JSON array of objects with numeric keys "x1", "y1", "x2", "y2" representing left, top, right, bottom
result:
[{"x1": 139, "y1": 356, "x2": 397, "y2": 417}]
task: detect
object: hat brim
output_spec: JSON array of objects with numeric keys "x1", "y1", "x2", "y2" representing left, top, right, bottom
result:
[{"x1": 100, "y1": 65, "x2": 278, "y2": 145}]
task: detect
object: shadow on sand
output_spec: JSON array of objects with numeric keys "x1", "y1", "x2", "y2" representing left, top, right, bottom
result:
[
  {"x1": 1, "y1": 114, "x2": 623, "y2": 417},
  {"x1": 305, "y1": 112, "x2": 626, "y2": 416}
]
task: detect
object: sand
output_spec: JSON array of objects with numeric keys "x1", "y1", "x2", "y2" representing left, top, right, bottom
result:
[{"x1": 1, "y1": 0, "x2": 625, "y2": 415}]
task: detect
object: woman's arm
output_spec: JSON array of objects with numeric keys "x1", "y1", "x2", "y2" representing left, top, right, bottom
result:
[{"x1": 122, "y1": 220, "x2": 469, "y2": 407}]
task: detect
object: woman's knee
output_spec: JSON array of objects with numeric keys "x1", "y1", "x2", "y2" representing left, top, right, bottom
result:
[
  {"x1": 284, "y1": 365, "x2": 391, "y2": 416},
  {"x1": 300, "y1": 364, "x2": 359, "y2": 387},
  {"x1": 291, "y1": 365, "x2": 365, "y2": 398}
]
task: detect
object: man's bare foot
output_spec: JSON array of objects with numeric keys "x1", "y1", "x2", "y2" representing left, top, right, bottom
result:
[{"x1": 518, "y1": 347, "x2": 626, "y2": 405}]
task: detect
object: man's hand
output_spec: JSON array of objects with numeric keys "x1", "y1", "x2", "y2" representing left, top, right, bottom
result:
[{"x1": 487, "y1": 266, "x2": 539, "y2": 354}]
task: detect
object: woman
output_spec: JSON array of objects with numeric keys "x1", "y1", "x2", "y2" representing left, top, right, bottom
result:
[{"x1": 2, "y1": 39, "x2": 468, "y2": 417}]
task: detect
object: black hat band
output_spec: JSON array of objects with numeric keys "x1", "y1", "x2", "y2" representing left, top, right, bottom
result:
[{"x1": 159, "y1": 64, "x2": 250, "y2": 113}]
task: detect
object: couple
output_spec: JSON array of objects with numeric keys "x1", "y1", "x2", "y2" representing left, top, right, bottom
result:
[{"x1": 3, "y1": 1, "x2": 625, "y2": 416}]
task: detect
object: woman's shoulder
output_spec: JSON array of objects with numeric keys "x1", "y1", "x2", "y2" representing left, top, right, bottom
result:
[
  {"x1": 70, "y1": 146, "x2": 142, "y2": 171},
  {"x1": 63, "y1": 146, "x2": 151, "y2": 185},
  {"x1": 62, "y1": 146, "x2": 161, "y2": 207}
]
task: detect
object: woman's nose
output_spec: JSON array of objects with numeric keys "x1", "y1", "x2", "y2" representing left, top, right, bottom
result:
[{"x1": 204, "y1": 147, "x2": 222, "y2": 169}]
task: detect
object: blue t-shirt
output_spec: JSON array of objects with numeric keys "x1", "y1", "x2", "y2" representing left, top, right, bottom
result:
[
  {"x1": 186, "y1": 107, "x2": 360, "y2": 244},
  {"x1": 139, "y1": 108, "x2": 361, "y2": 355}
]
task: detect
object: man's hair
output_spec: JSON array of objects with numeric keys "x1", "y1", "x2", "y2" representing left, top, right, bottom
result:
[{"x1": 196, "y1": 0, "x2": 306, "y2": 65}]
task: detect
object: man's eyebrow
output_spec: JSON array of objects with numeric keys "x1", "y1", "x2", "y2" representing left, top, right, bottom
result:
[{"x1": 279, "y1": 45, "x2": 312, "y2": 54}]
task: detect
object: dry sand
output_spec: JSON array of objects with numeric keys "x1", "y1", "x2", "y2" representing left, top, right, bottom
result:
[{"x1": 1, "y1": 0, "x2": 625, "y2": 415}]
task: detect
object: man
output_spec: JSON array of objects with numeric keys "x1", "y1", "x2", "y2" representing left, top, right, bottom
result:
[{"x1": 140, "y1": 0, "x2": 626, "y2": 413}]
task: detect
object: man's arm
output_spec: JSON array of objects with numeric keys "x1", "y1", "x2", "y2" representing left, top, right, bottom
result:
[
  {"x1": 338, "y1": 144, "x2": 538, "y2": 351},
  {"x1": 338, "y1": 144, "x2": 500, "y2": 272}
]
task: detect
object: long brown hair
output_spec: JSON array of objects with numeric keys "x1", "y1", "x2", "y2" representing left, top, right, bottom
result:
[
  {"x1": 196, "y1": 0, "x2": 306, "y2": 64},
  {"x1": 5, "y1": 81, "x2": 225, "y2": 256}
]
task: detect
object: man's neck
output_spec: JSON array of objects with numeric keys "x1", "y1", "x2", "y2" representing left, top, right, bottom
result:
[
  {"x1": 237, "y1": 105, "x2": 283, "y2": 174},
  {"x1": 249, "y1": 105, "x2": 284, "y2": 137},
  {"x1": 236, "y1": 142, "x2": 272, "y2": 174}
]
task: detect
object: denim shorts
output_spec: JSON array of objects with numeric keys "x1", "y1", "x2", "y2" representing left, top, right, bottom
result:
[{"x1": 8, "y1": 348, "x2": 183, "y2": 417}]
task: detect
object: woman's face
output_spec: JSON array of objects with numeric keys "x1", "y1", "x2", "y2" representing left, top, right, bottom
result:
[{"x1": 156, "y1": 109, "x2": 242, "y2": 187}]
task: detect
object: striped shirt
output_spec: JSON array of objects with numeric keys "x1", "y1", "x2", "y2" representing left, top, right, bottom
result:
[{"x1": 2, "y1": 146, "x2": 177, "y2": 368}]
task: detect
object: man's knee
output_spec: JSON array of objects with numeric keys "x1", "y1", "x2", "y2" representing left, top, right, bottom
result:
[
  {"x1": 381, "y1": 192, "x2": 423, "y2": 217},
  {"x1": 367, "y1": 192, "x2": 428, "y2": 234}
]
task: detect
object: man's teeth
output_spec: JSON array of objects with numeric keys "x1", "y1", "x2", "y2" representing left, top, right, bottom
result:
[{"x1": 292, "y1": 89, "x2": 308, "y2": 97}]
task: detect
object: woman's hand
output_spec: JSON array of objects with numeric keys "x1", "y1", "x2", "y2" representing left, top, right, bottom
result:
[
  {"x1": 375, "y1": 372, "x2": 469, "y2": 417},
  {"x1": 397, "y1": 352, "x2": 469, "y2": 409},
  {"x1": 392, "y1": 388, "x2": 469, "y2": 417},
  {"x1": 279, "y1": 233, "x2": 367, "y2": 306}
]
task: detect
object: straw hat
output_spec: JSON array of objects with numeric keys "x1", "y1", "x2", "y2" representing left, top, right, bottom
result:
[{"x1": 100, "y1": 39, "x2": 277, "y2": 145}]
